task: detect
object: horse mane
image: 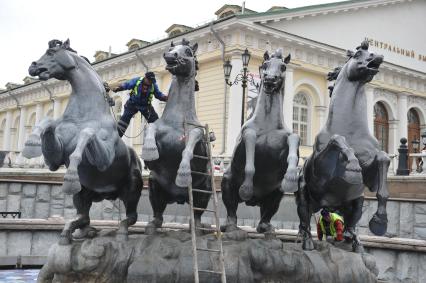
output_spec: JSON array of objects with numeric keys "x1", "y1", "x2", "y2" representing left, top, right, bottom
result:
[{"x1": 48, "y1": 39, "x2": 77, "y2": 53}]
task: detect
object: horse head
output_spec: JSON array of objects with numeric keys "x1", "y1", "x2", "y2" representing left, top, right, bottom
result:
[
  {"x1": 163, "y1": 38, "x2": 198, "y2": 77},
  {"x1": 344, "y1": 40, "x2": 383, "y2": 83},
  {"x1": 29, "y1": 39, "x2": 79, "y2": 81},
  {"x1": 260, "y1": 49, "x2": 290, "y2": 94}
]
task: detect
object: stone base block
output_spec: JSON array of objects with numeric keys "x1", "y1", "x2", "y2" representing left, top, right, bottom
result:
[{"x1": 38, "y1": 230, "x2": 378, "y2": 283}]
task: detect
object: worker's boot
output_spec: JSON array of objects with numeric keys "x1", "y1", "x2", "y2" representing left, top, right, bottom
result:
[{"x1": 117, "y1": 120, "x2": 129, "y2": 137}]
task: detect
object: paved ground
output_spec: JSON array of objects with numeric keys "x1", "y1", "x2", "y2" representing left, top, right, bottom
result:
[{"x1": 0, "y1": 269, "x2": 39, "y2": 282}]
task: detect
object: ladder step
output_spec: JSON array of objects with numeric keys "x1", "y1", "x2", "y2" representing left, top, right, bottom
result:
[
  {"x1": 191, "y1": 170, "x2": 211, "y2": 176},
  {"x1": 198, "y1": 269, "x2": 223, "y2": 274},
  {"x1": 193, "y1": 154, "x2": 209, "y2": 160},
  {"x1": 193, "y1": 207, "x2": 215, "y2": 213},
  {"x1": 191, "y1": 189, "x2": 213, "y2": 194},
  {"x1": 196, "y1": 247, "x2": 220, "y2": 252}
]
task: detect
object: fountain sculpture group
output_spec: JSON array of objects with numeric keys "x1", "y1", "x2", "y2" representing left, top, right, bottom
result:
[{"x1": 23, "y1": 38, "x2": 386, "y2": 283}]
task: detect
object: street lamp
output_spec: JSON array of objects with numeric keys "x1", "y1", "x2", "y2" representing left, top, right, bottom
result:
[
  {"x1": 223, "y1": 48, "x2": 259, "y2": 126},
  {"x1": 411, "y1": 138, "x2": 420, "y2": 153}
]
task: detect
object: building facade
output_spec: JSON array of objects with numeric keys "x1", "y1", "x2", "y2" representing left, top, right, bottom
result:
[{"x1": 0, "y1": 0, "x2": 425, "y2": 166}]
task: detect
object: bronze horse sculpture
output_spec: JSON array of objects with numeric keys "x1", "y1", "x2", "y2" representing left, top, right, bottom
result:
[
  {"x1": 142, "y1": 38, "x2": 212, "y2": 234},
  {"x1": 23, "y1": 39, "x2": 143, "y2": 244},
  {"x1": 297, "y1": 40, "x2": 389, "y2": 252},
  {"x1": 221, "y1": 49, "x2": 300, "y2": 234}
]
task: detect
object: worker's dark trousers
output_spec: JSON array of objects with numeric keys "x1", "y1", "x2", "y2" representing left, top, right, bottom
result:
[{"x1": 117, "y1": 101, "x2": 159, "y2": 137}]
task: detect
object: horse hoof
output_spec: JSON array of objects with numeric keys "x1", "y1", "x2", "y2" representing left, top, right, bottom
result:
[
  {"x1": 175, "y1": 170, "x2": 192, "y2": 188},
  {"x1": 369, "y1": 212, "x2": 388, "y2": 236},
  {"x1": 145, "y1": 219, "x2": 163, "y2": 235},
  {"x1": 73, "y1": 226, "x2": 97, "y2": 240},
  {"x1": 281, "y1": 175, "x2": 298, "y2": 193},
  {"x1": 141, "y1": 141, "x2": 159, "y2": 161},
  {"x1": 239, "y1": 184, "x2": 253, "y2": 201},
  {"x1": 256, "y1": 222, "x2": 274, "y2": 234},
  {"x1": 58, "y1": 235, "x2": 71, "y2": 246},
  {"x1": 346, "y1": 159, "x2": 362, "y2": 172},
  {"x1": 302, "y1": 238, "x2": 315, "y2": 251},
  {"x1": 353, "y1": 243, "x2": 365, "y2": 253},
  {"x1": 22, "y1": 137, "x2": 42, "y2": 159},
  {"x1": 220, "y1": 223, "x2": 239, "y2": 233},
  {"x1": 62, "y1": 181, "x2": 81, "y2": 195}
]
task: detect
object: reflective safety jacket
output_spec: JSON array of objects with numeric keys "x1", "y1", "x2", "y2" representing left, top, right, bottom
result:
[
  {"x1": 119, "y1": 76, "x2": 167, "y2": 107},
  {"x1": 317, "y1": 213, "x2": 344, "y2": 241}
]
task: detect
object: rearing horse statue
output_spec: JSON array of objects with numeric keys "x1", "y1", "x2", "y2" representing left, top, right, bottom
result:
[
  {"x1": 297, "y1": 40, "x2": 389, "y2": 252},
  {"x1": 23, "y1": 39, "x2": 143, "y2": 244},
  {"x1": 221, "y1": 49, "x2": 300, "y2": 234},
  {"x1": 142, "y1": 38, "x2": 212, "y2": 234}
]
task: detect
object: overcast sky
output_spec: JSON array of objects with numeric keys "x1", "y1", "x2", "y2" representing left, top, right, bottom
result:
[{"x1": 0, "y1": 0, "x2": 334, "y2": 88}]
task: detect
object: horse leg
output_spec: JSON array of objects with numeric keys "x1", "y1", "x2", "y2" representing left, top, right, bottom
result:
[
  {"x1": 328, "y1": 135, "x2": 362, "y2": 173},
  {"x1": 343, "y1": 196, "x2": 365, "y2": 253},
  {"x1": 296, "y1": 176, "x2": 315, "y2": 250},
  {"x1": 23, "y1": 118, "x2": 63, "y2": 170},
  {"x1": 367, "y1": 151, "x2": 390, "y2": 236},
  {"x1": 59, "y1": 187, "x2": 93, "y2": 245},
  {"x1": 117, "y1": 156, "x2": 143, "y2": 241},
  {"x1": 146, "y1": 177, "x2": 168, "y2": 235},
  {"x1": 239, "y1": 128, "x2": 256, "y2": 201},
  {"x1": 281, "y1": 133, "x2": 300, "y2": 193},
  {"x1": 257, "y1": 189, "x2": 283, "y2": 233},
  {"x1": 192, "y1": 183, "x2": 211, "y2": 236},
  {"x1": 142, "y1": 123, "x2": 159, "y2": 161},
  {"x1": 175, "y1": 127, "x2": 204, "y2": 187},
  {"x1": 221, "y1": 173, "x2": 240, "y2": 232},
  {"x1": 62, "y1": 128, "x2": 96, "y2": 195}
]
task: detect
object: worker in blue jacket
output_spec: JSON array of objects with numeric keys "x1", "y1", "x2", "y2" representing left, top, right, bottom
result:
[{"x1": 113, "y1": 72, "x2": 168, "y2": 137}]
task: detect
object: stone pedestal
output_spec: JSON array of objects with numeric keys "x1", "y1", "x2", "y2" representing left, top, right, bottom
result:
[{"x1": 38, "y1": 230, "x2": 378, "y2": 283}]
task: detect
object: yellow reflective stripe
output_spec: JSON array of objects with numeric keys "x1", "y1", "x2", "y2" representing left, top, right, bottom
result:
[{"x1": 132, "y1": 77, "x2": 143, "y2": 96}]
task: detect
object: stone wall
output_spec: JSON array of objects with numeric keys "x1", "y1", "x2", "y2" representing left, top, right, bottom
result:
[{"x1": 1, "y1": 181, "x2": 426, "y2": 240}]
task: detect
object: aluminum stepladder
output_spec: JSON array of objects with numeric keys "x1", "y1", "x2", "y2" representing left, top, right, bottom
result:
[{"x1": 184, "y1": 121, "x2": 226, "y2": 283}]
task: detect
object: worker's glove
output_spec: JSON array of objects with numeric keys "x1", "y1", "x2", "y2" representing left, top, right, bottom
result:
[
  {"x1": 163, "y1": 95, "x2": 169, "y2": 101},
  {"x1": 113, "y1": 86, "x2": 123, "y2": 93},
  {"x1": 336, "y1": 231, "x2": 344, "y2": 242}
]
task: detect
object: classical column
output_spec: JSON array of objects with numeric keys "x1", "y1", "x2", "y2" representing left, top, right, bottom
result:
[
  {"x1": 283, "y1": 67, "x2": 294, "y2": 130},
  {"x1": 225, "y1": 54, "x2": 244, "y2": 155},
  {"x1": 315, "y1": 106, "x2": 327, "y2": 130},
  {"x1": 397, "y1": 93, "x2": 408, "y2": 139},
  {"x1": 53, "y1": 99, "x2": 61, "y2": 119},
  {"x1": 365, "y1": 86, "x2": 375, "y2": 135},
  {"x1": 35, "y1": 103, "x2": 43, "y2": 125},
  {"x1": 3, "y1": 111, "x2": 12, "y2": 150},
  {"x1": 388, "y1": 120, "x2": 398, "y2": 155},
  {"x1": 17, "y1": 107, "x2": 27, "y2": 150}
]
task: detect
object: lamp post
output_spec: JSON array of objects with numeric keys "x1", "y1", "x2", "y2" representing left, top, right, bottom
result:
[
  {"x1": 411, "y1": 138, "x2": 420, "y2": 153},
  {"x1": 223, "y1": 49, "x2": 259, "y2": 126}
]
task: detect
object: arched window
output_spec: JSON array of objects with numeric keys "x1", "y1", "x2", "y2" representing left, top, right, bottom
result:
[
  {"x1": 407, "y1": 108, "x2": 421, "y2": 170},
  {"x1": 374, "y1": 102, "x2": 389, "y2": 152},
  {"x1": 293, "y1": 93, "x2": 309, "y2": 145}
]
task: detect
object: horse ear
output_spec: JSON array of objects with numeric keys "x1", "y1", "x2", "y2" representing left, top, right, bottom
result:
[
  {"x1": 263, "y1": 51, "x2": 270, "y2": 61},
  {"x1": 283, "y1": 54, "x2": 291, "y2": 64},
  {"x1": 346, "y1": 50, "x2": 354, "y2": 58},
  {"x1": 62, "y1": 39, "x2": 71, "y2": 49},
  {"x1": 192, "y1": 43, "x2": 198, "y2": 54},
  {"x1": 170, "y1": 41, "x2": 174, "y2": 47}
]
